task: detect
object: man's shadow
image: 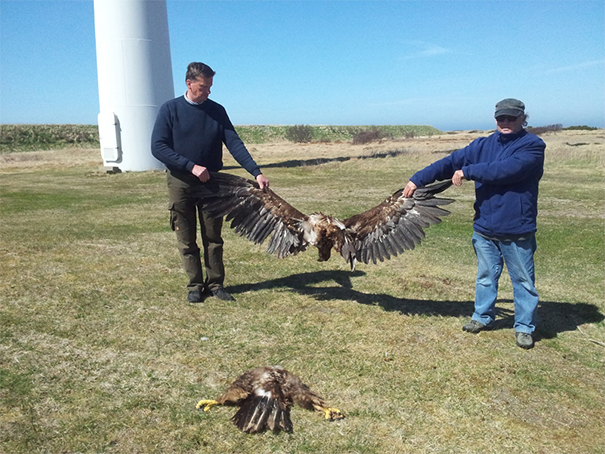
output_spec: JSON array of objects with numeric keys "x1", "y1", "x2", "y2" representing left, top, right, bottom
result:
[{"x1": 228, "y1": 270, "x2": 603, "y2": 340}]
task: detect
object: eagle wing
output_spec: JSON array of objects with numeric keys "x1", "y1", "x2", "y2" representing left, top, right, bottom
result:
[
  {"x1": 343, "y1": 180, "x2": 454, "y2": 265},
  {"x1": 281, "y1": 369, "x2": 345, "y2": 421},
  {"x1": 203, "y1": 172, "x2": 309, "y2": 259}
]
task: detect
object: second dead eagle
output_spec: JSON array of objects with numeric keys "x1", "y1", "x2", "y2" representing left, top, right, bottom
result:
[
  {"x1": 196, "y1": 366, "x2": 344, "y2": 433},
  {"x1": 202, "y1": 172, "x2": 454, "y2": 270}
]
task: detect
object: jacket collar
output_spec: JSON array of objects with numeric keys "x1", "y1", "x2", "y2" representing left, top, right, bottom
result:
[{"x1": 498, "y1": 128, "x2": 526, "y2": 143}]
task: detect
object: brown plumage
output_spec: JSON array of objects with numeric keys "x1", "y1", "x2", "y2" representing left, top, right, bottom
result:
[
  {"x1": 203, "y1": 172, "x2": 454, "y2": 270},
  {"x1": 196, "y1": 366, "x2": 344, "y2": 433}
]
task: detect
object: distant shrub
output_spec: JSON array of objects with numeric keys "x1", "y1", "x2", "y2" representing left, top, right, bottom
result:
[
  {"x1": 564, "y1": 125, "x2": 599, "y2": 131},
  {"x1": 0, "y1": 124, "x2": 99, "y2": 152},
  {"x1": 1, "y1": 124, "x2": 445, "y2": 151},
  {"x1": 352, "y1": 128, "x2": 387, "y2": 145},
  {"x1": 527, "y1": 124, "x2": 563, "y2": 136},
  {"x1": 285, "y1": 124, "x2": 314, "y2": 143}
]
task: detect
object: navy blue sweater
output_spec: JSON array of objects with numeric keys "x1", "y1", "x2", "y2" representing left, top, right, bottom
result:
[
  {"x1": 411, "y1": 130, "x2": 545, "y2": 237},
  {"x1": 151, "y1": 96, "x2": 261, "y2": 177}
]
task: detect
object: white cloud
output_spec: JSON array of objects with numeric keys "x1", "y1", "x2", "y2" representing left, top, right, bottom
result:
[
  {"x1": 543, "y1": 59, "x2": 604, "y2": 74},
  {"x1": 400, "y1": 40, "x2": 451, "y2": 60}
]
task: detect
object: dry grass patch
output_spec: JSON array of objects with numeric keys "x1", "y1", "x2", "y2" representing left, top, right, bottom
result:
[{"x1": 1, "y1": 129, "x2": 604, "y2": 453}]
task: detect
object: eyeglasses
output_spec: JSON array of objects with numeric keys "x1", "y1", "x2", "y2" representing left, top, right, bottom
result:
[{"x1": 496, "y1": 115, "x2": 519, "y2": 122}]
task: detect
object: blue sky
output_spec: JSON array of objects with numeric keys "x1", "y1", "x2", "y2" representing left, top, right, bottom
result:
[{"x1": 1, "y1": 0, "x2": 603, "y2": 131}]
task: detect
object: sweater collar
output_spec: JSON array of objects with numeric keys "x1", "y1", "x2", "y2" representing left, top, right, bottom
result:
[{"x1": 184, "y1": 92, "x2": 204, "y2": 106}]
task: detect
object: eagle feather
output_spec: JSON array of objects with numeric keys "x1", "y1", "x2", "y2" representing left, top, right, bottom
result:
[{"x1": 202, "y1": 172, "x2": 453, "y2": 270}]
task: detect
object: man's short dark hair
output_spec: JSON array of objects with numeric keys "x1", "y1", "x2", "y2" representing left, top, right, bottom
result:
[{"x1": 186, "y1": 62, "x2": 216, "y2": 82}]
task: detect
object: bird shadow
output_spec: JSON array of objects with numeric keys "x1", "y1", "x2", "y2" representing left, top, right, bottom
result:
[{"x1": 227, "y1": 270, "x2": 603, "y2": 340}]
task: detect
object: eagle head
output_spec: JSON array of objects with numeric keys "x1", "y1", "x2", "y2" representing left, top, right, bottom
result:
[
  {"x1": 316, "y1": 237, "x2": 334, "y2": 262},
  {"x1": 304, "y1": 214, "x2": 346, "y2": 263}
]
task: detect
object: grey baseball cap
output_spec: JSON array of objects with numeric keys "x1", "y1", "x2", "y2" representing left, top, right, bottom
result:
[{"x1": 495, "y1": 98, "x2": 525, "y2": 118}]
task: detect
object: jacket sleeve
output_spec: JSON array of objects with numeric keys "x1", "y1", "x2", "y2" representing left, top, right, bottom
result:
[
  {"x1": 462, "y1": 141, "x2": 545, "y2": 185},
  {"x1": 151, "y1": 103, "x2": 196, "y2": 172},
  {"x1": 409, "y1": 144, "x2": 474, "y2": 187}
]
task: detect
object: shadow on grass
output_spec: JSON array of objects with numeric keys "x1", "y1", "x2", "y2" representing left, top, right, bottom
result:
[
  {"x1": 227, "y1": 270, "x2": 604, "y2": 339},
  {"x1": 223, "y1": 149, "x2": 409, "y2": 170}
]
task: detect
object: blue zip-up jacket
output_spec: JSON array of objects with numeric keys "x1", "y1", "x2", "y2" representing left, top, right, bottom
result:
[
  {"x1": 151, "y1": 96, "x2": 261, "y2": 177},
  {"x1": 410, "y1": 129, "x2": 545, "y2": 237}
]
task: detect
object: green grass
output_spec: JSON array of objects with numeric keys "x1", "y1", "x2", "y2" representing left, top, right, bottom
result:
[{"x1": 1, "y1": 130, "x2": 604, "y2": 453}]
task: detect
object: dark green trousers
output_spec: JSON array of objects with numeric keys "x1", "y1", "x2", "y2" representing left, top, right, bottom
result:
[{"x1": 166, "y1": 170, "x2": 224, "y2": 292}]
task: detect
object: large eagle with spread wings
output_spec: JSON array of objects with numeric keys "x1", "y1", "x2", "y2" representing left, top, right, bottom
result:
[
  {"x1": 196, "y1": 366, "x2": 344, "y2": 433},
  {"x1": 203, "y1": 172, "x2": 453, "y2": 270}
]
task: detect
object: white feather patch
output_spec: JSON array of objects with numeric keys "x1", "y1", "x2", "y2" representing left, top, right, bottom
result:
[{"x1": 255, "y1": 388, "x2": 272, "y2": 397}]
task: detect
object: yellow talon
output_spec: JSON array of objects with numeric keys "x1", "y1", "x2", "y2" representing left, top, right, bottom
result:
[
  {"x1": 196, "y1": 399, "x2": 219, "y2": 411},
  {"x1": 324, "y1": 407, "x2": 345, "y2": 420}
]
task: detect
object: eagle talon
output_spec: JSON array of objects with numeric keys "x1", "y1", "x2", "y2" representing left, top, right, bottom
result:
[
  {"x1": 196, "y1": 399, "x2": 219, "y2": 412},
  {"x1": 324, "y1": 407, "x2": 345, "y2": 421}
]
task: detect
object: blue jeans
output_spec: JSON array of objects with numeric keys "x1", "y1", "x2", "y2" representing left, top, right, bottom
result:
[{"x1": 471, "y1": 231, "x2": 539, "y2": 334}]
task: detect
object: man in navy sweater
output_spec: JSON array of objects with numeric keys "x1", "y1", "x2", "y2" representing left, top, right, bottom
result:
[
  {"x1": 403, "y1": 99, "x2": 545, "y2": 349},
  {"x1": 152, "y1": 62, "x2": 269, "y2": 303}
]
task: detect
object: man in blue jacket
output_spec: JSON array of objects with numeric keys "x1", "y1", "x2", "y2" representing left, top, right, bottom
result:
[
  {"x1": 152, "y1": 62, "x2": 269, "y2": 303},
  {"x1": 403, "y1": 99, "x2": 545, "y2": 349}
]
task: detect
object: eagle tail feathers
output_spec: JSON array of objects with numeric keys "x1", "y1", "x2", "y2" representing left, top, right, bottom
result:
[{"x1": 232, "y1": 395, "x2": 293, "y2": 433}]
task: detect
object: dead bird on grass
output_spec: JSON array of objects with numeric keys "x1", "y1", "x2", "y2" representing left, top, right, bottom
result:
[{"x1": 196, "y1": 366, "x2": 344, "y2": 433}]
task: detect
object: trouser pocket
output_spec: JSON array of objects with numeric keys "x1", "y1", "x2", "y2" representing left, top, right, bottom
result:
[{"x1": 168, "y1": 203, "x2": 177, "y2": 231}]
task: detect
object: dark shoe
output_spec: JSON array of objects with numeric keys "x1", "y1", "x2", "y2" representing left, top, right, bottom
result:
[
  {"x1": 516, "y1": 332, "x2": 534, "y2": 349},
  {"x1": 462, "y1": 319, "x2": 493, "y2": 333},
  {"x1": 211, "y1": 287, "x2": 235, "y2": 301},
  {"x1": 187, "y1": 290, "x2": 205, "y2": 303}
]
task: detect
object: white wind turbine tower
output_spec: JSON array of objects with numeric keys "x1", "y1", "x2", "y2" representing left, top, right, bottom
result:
[{"x1": 94, "y1": 0, "x2": 174, "y2": 171}]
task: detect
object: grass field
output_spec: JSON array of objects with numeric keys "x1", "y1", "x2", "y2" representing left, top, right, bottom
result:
[{"x1": 1, "y1": 129, "x2": 604, "y2": 453}]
